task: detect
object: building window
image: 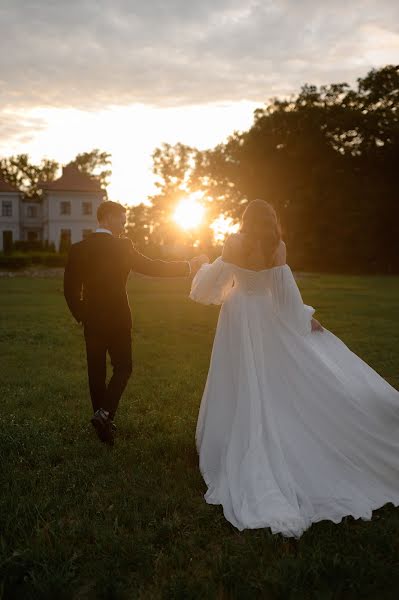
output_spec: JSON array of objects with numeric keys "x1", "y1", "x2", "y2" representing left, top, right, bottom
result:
[
  {"x1": 2, "y1": 201, "x2": 12, "y2": 217},
  {"x1": 60, "y1": 201, "x2": 71, "y2": 215},
  {"x1": 82, "y1": 229, "x2": 92, "y2": 240},
  {"x1": 27, "y1": 205, "x2": 38, "y2": 218},
  {"x1": 82, "y1": 201, "x2": 92, "y2": 215}
]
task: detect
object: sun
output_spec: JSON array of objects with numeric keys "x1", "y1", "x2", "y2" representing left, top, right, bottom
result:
[{"x1": 173, "y1": 193, "x2": 205, "y2": 230}]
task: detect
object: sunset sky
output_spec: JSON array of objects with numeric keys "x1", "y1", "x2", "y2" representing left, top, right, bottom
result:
[{"x1": 1, "y1": 0, "x2": 398, "y2": 205}]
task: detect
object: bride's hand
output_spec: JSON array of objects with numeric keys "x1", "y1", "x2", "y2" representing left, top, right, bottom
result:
[{"x1": 311, "y1": 318, "x2": 323, "y2": 332}]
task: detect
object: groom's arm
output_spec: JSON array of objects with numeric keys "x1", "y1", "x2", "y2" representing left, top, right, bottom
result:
[
  {"x1": 125, "y1": 238, "x2": 191, "y2": 277},
  {"x1": 63, "y1": 244, "x2": 84, "y2": 323}
]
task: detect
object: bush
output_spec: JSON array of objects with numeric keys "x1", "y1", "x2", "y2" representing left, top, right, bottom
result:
[
  {"x1": 3, "y1": 234, "x2": 13, "y2": 254},
  {"x1": 13, "y1": 240, "x2": 56, "y2": 252},
  {"x1": 59, "y1": 238, "x2": 71, "y2": 255},
  {"x1": 0, "y1": 255, "x2": 32, "y2": 269},
  {"x1": 42, "y1": 254, "x2": 66, "y2": 267},
  {"x1": 14, "y1": 240, "x2": 43, "y2": 252},
  {"x1": 0, "y1": 253, "x2": 66, "y2": 269}
]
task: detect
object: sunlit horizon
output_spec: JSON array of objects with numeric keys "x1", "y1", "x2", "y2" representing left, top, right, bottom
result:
[
  {"x1": 0, "y1": 101, "x2": 258, "y2": 206},
  {"x1": 0, "y1": 100, "x2": 248, "y2": 243}
]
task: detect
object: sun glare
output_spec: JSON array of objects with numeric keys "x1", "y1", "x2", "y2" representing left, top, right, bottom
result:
[
  {"x1": 210, "y1": 215, "x2": 240, "y2": 242},
  {"x1": 173, "y1": 194, "x2": 205, "y2": 230},
  {"x1": 173, "y1": 197, "x2": 239, "y2": 241}
]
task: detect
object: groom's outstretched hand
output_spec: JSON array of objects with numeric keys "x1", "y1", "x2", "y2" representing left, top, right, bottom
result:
[{"x1": 189, "y1": 254, "x2": 209, "y2": 275}]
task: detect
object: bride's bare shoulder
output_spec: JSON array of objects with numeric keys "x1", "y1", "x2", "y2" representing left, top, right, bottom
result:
[{"x1": 222, "y1": 233, "x2": 242, "y2": 262}]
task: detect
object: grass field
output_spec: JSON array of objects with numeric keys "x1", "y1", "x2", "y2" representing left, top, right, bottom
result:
[{"x1": 1, "y1": 271, "x2": 399, "y2": 599}]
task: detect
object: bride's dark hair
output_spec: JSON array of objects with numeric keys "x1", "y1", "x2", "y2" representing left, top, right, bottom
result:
[{"x1": 239, "y1": 199, "x2": 282, "y2": 267}]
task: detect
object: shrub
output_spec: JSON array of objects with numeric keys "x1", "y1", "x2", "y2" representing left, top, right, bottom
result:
[
  {"x1": 0, "y1": 255, "x2": 32, "y2": 269},
  {"x1": 13, "y1": 240, "x2": 56, "y2": 252},
  {"x1": 42, "y1": 254, "x2": 66, "y2": 267}
]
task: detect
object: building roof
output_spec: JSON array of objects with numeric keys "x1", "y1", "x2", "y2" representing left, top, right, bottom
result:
[
  {"x1": 0, "y1": 172, "x2": 19, "y2": 193},
  {"x1": 41, "y1": 164, "x2": 103, "y2": 193}
]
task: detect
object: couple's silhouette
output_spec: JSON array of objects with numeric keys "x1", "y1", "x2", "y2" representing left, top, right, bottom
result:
[{"x1": 64, "y1": 198, "x2": 399, "y2": 538}]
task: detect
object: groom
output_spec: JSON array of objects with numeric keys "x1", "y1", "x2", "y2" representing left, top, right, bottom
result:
[{"x1": 63, "y1": 200, "x2": 208, "y2": 445}]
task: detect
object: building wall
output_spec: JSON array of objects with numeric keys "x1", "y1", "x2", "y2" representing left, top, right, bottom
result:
[
  {"x1": 0, "y1": 192, "x2": 21, "y2": 250},
  {"x1": 0, "y1": 190, "x2": 103, "y2": 250},
  {"x1": 44, "y1": 191, "x2": 102, "y2": 248},
  {"x1": 20, "y1": 200, "x2": 43, "y2": 241},
  {"x1": 41, "y1": 195, "x2": 49, "y2": 242}
]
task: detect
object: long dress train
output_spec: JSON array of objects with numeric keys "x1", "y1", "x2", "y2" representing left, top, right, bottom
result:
[{"x1": 189, "y1": 257, "x2": 399, "y2": 538}]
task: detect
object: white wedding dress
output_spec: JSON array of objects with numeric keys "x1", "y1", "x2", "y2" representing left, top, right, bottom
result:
[{"x1": 189, "y1": 257, "x2": 399, "y2": 538}]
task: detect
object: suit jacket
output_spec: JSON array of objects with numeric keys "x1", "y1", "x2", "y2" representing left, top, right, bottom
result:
[{"x1": 63, "y1": 233, "x2": 190, "y2": 331}]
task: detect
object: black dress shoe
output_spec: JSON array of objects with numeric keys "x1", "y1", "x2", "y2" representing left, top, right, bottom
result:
[{"x1": 91, "y1": 409, "x2": 114, "y2": 445}]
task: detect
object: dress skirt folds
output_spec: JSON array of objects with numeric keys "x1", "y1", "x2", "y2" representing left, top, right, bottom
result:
[{"x1": 189, "y1": 257, "x2": 399, "y2": 538}]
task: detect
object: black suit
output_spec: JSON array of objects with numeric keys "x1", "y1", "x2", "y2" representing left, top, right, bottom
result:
[{"x1": 64, "y1": 232, "x2": 190, "y2": 419}]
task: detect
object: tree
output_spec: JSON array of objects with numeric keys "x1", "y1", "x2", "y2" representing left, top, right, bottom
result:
[
  {"x1": 147, "y1": 143, "x2": 202, "y2": 247},
  {"x1": 0, "y1": 154, "x2": 59, "y2": 199},
  {"x1": 0, "y1": 148, "x2": 113, "y2": 200},
  {"x1": 125, "y1": 203, "x2": 152, "y2": 248},
  {"x1": 67, "y1": 148, "x2": 112, "y2": 195}
]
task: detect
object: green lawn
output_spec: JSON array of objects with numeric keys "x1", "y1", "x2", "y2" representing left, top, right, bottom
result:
[{"x1": 1, "y1": 272, "x2": 399, "y2": 599}]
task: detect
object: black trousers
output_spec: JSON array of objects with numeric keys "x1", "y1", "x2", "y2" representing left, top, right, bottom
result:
[{"x1": 83, "y1": 325, "x2": 133, "y2": 420}]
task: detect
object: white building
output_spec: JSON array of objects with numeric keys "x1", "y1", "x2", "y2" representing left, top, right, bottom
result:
[
  {"x1": 0, "y1": 174, "x2": 21, "y2": 251},
  {"x1": 0, "y1": 165, "x2": 105, "y2": 251}
]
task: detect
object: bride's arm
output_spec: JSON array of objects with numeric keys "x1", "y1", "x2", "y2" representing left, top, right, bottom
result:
[
  {"x1": 189, "y1": 256, "x2": 234, "y2": 305},
  {"x1": 270, "y1": 241, "x2": 322, "y2": 334}
]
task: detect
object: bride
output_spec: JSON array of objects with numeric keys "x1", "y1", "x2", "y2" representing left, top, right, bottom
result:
[{"x1": 189, "y1": 199, "x2": 399, "y2": 539}]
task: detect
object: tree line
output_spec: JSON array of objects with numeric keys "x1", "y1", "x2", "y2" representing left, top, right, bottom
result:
[
  {"x1": 131, "y1": 64, "x2": 398, "y2": 273},
  {"x1": 0, "y1": 149, "x2": 111, "y2": 201}
]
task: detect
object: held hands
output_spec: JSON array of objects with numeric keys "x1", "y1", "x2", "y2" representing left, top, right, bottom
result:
[
  {"x1": 189, "y1": 254, "x2": 210, "y2": 276},
  {"x1": 311, "y1": 318, "x2": 324, "y2": 333}
]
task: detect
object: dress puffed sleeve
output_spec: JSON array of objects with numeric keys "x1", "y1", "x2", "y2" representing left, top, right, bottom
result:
[
  {"x1": 269, "y1": 264, "x2": 315, "y2": 335},
  {"x1": 189, "y1": 257, "x2": 234, "y2": 305}
]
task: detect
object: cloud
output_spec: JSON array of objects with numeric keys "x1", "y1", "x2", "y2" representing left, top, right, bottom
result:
[
  {"x1": 0, "y1": 0, "x2": 398, "y2": 112},
  {"x1": 0, "y1": 110, "x2": 48, "y2": 151}
]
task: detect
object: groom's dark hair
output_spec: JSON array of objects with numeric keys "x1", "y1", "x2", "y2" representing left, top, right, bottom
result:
[{"x1": 97, "y1": 201, "x2": 126, "y2": 223}]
